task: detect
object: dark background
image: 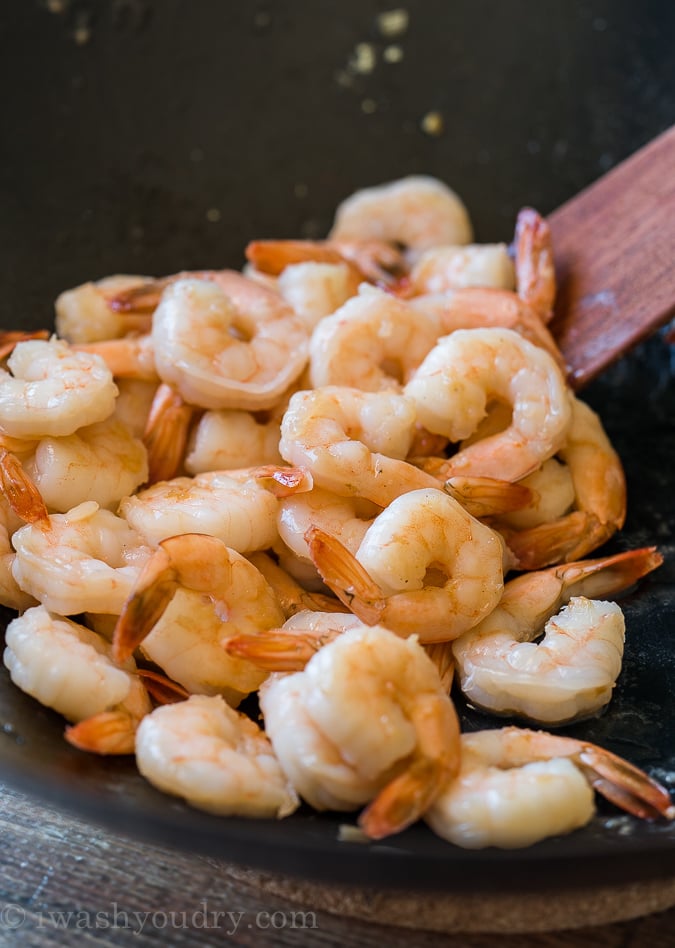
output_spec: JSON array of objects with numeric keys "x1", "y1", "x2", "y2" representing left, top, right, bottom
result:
[{"x1": 1, "y1": 0, "x2": 674, "y2": 331}]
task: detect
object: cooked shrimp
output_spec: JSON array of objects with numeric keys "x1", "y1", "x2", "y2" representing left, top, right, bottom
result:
[
  {"x1": 307, "y1": 488, "x2": 504, "y2": 641},
  {"x1": 0, "y1": 337, "x2": 118, "y2": 439},
  {"x1": 404, "y1": 328, "x2": 572, "y2": 481},
  {"x1": 498, "y1": 397, "x2": 627, "y2": 569},
  {"x1": 259, "y1": 623, "x2": 461, "y2": 838},
  {"x1": 11, "y1": 501, "x2": 152, "y2": 615},
  {"x1": 120, "y1": 465, "x2": 309, "y2": 551},
  {"x1": 151, "y1": 275, "x2": 309, "y2": 411},
  {"x1": 409, "y1": 243, "x2": 515, "y2": 295},
  {"x1": 135, "y1": 694, "x2": 299, "y2": 817},
  {"x1": 21, "y1": 417, "x2": 148, "y2": 512},
  {"x1": 279, "y1": 386, "x2": 439, "y2": 506},
  {"x1": 246, "y1": 551, "x2": 346, "y2": 618},
  {"x1": 329, "y1": 176, "x2": 473, "y2": 259},
  {"x1": 184, "y1": 409, "x2": 283, "y2": 475},
  {"x1": 514, "y1": 207, "x2": 556, "y2": 322},
  {"x1": 452, "y1": 547, "x2": 663, "y2": 723},
  {"x1": 111, "y1": 378, "x2": 158, "y2": 439},
  {"x1": 426, "y1": 727, "x2": 674, "y2": 849},
  {"x1": 55, "y1": 274, "x2": 151, "y2": 343},
  {"x1": 3, "y1": 605, "x2": 151, "y2": 754},
  {"x1": 308, "y1": 285, "x2": 443, "y2": 391}
]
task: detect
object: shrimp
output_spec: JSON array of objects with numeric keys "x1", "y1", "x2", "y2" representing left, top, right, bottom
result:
[
  {"x1": 279, "y1": 386, "x2": 440, "y2": 506},
  {"x1": 73, "y1": 335, "x2": 159, "y2": 382},
  {"x1": 120, "y1": 465, "x2": 310, "y2": 552},
  {"x1": 0, "y1": 337, "x2": 118, "y2": 439},
  {"x1": 141, "y1": 383, "x2": 194, "y2": 484},
  {"x1": 112, "y1": 534, "x2": 284, "y2": 705},
  {"x1": 306, "y1": 488, "x2": 505, "y2": 641},
  {"x1": 3, "y1": 605, "x2": 151, "y2": 754},
  {"x1": 498, "y1": 396, "x2": 627, "y2": 569},
  {"x1": 452, "y1": 547, "x2": 663, "y2": 723},
  {"x1": 277, "y1": 262, "x2": 362, "y2": 331},
  {"x1": 135, "y1": 694, "x2": 299, "y2": 818},
  {"x1": 329, "y1": 176, "x2": 473, "y2": 259},
  {"x1": 404, "y1": 328, "x2": 572, "y2": 481},
  {"x1": 259, "y1": 623, "x2": 461, "y2": 838},
  {"x1": 426, "y1": 727, "x2": 674, "y2": 849},
  {"x1": 111, "y1": 378, "x2": 159, "y2": 439},
  {"x1": 409, "y1": 243, "x2": 516, "y2": 295},
  {"x1": 408, "y1": 288, "x2": 565, "y2": 368},
  {"x1": 20, "y1": 417, "x2": 148, "y2": 513},
  {"x1": 514, "y1": 207, "x2": 556, "y2": 322},
  {"x1": 184, "y1": 408, "x2": 284, "y2": 475},
  {"x1": 11, "y1": 501, "x2": 152, "y2": 616},
  {"x1": 308, "y1": 285, "x2": 443, "y2": 391},
  {"x1": 54, "y1": 274, "x2": 151, "y2": 343},
  {"x1": 151, "y1": 275, "x2": 309, "y2": 411}
]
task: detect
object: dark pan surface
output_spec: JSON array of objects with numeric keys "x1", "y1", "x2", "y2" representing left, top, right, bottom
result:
[{"x1": 0, "y1": 0, "x2": 674, "y2": 892}]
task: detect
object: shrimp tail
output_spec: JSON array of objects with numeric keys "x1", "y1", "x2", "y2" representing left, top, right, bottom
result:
[
  {"x1": 514, "y1": 207, "x2": 556, "y2": 322},
  {"x1": 304, "y1": 525, "x2": 387, "y2": 625},
  {"x1": 0, "y1": 329, "x2": 50, "y2": 360},
  {"x1": 245, "y1": 464, "x2": 314, "y2": 497},
  {"x1": 501, "y1": 511, "x2": 604, "y2": 571},
  {"x1": 136, "y1": 668, "x2": 190, "y2": 704},
  {"x1": 0, "y1": 449, "x2": 49, "y2": 523},
  {"x1": 575, "y1": 744, "x2": 675, "y2": 821},
  {"x1": 113, "y1": 547, "x2": 178, "y2": 662},
  {"x1": 444, "y1": 475, "x2": 535, "y2": 518},
  {"x1": 557, "y1": 546, "x2": 663, "y2": 597},
  {"x1": 64, "y1": 709, "x2": 137, "y2": 755},
  {"x1": 143, "y1": 383, "x2": 194, "y2": 485},
  {"x1": 108, "y1": 279, "x2": 168, "y2": 314},
  {"x1": 245, "y1": 239, "x2": 345, "y2": 275},
  {"x1": 359, "y1": 757, "x2": 443, "y2": 839},
  {"x1": 225, "y1": 629, "x2": 340, "y2": 672}
]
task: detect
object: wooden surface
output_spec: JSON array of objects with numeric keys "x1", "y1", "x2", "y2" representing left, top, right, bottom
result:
[
  {"x1": 549, "y1": 123, "x2": 675, "y2": 389},
  {"x1": 1, "y1": 783, "x2": 674, "y2": 946}
]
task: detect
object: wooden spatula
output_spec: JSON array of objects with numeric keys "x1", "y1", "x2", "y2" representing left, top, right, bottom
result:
[{"x1": 547, "y1": 124, "x2": 675, "y2": 390}]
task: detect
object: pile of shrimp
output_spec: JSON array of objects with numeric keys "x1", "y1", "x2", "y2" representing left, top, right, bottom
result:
[{"x1": 1, "y1": 175, "x2": 673, "y2": 849}]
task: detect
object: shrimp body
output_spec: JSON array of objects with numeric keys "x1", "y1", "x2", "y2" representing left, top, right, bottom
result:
[
  {"x1": 3, "y1": 605, "x2": 151, "y2": 728},
  {"x1": 277, "y1": 487, "x2": 378, "y2": 565},
  {"x1": 185, "y1": 410, "x2": 283, "y2": 474},
  {"x1": 309, "y1": 286, "x2": 442, "y2": 391},
  {"x1": 278, "y1": 262, "x2": 361, "y2": 332},
  {"x1": 426, "y1": 727, "x2": 674, "y2": 849},
  {"x1": 55, "y1": 274, "x2": 151, "y2": 343},
  {"x1": 151, "y1": 276, "x2": 309, "y2": 411},
  {"x1": 135, "y1": 694, "x2": 299, "y2": 818},
  {"x1": 452, "y1": 548, "x2": 662, "y2": 723},
  {"x1": 260, "y1": 623, "x2": 461, "y2": 837},
  {"x1": 410, "y1": 244, "x2": 515, "y2": 295},
  {"x1": 279, "y1": 386, "x2": 438, "y2": 506},
  {"x1": 25, "y1": 418, "x2": 148, "y2": 513},
  {"x1": 404, "y1": 328, "x2": 572, "y2": 481},
  {"x1": 329, "y1": 176, "x2": 473, "y2": 257},
  {"x1": 0, "y1": 338, "x2": 118, "y2": 439},
  {"x1": 307, "y1": 488, "x2": 504, "y2": 641},
  {"x1": 120, "y1": 470, "x2": 282, "y2": 552},
  {"x1": 11, "y1": 502, "x2": 151, "y2": 615}
]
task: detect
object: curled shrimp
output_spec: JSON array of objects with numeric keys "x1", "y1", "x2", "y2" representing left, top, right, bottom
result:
[
  {"x1": 112, "y1": 534, "x2": 285, "y2": 704},
  {"x1": 277, "y1": 261, "x2": 362, "y2": 331},
  {"x1": 498, "y1": 396, "x2": 627, "y2": 569},
  {"x1": 54, "y1": 274, "x2": 152, "y2": 343},
  {"x1": 452, "y1": 547, "x2": 663, "y2": 724},
  {"x1": 150, "y1": 275, "x2": 309, "y2": 411},
  {"x1": 3, "y1": 605, "x2": 151, "y2": 754},
  {"x1": 426, "y1": 727, "x2": 674, "y2": 849},
  {"x1": 279, "y1": 386, "x2": 439, "y2": 507},
  {"x1": 184, "y1": 408, "x2": 284, "y2": 475},
  {"x1": 0, "y1": 337, "x2": 118, "y2": 439},
  {"x1": 329, "y1": 176, "x2": 473, "y2": 258},
  {"x1": 404, "y1": 328, "x2": 572, "y2": 481},
  {"x1": 259, "y1": 623, "x2": 461, "y2": 838},
  {"x1": 306, "y1": 487, "x2": 505, "y2": 642},
  {"x1": 120, "y1": 465, "x2": 310, "y2": 552},
  {"x1": 308, "y1": 285, "x2": 444, "y2": 391},
  {"x1": 514, "y1": 207, "x2": 556, "y2": 322},
  {"x1": 11, "y1": 501, "x2": 152, "y2": 616},
  {"x1": 135, "y1": 694, "x2": 299, "y2": 818}
]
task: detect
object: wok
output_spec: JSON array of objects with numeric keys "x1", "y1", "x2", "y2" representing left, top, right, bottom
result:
[{"x1": 0, "y1": 0, "x2": 674, "y2": 891}]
